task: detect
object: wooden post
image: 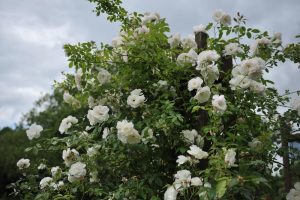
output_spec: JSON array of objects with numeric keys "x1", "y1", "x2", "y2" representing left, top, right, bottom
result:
[{"x1": 280, "y1": 117, "x2": 292, "y2": 192}]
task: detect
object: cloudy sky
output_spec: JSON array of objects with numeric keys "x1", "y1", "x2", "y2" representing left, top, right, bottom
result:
[{"x1": 0, "y1": 0, "x2": 300, "y2": 128}]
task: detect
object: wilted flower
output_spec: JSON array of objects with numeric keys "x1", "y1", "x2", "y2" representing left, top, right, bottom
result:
[{"x1": 26, "y1": 123, "x2": 43, "y2": 140}]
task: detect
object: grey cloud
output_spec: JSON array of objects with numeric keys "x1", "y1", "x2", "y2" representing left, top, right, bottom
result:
[{"x1": 0, "y1": 0, "x2": 300, "y2": 127}]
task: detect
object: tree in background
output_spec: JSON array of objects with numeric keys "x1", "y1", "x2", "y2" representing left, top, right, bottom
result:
[{"x1": 6, "y1": 0, "x2": 300, "y2": 199}]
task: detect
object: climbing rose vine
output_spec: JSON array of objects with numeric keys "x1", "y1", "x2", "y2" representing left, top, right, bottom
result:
[{"x1": 12, "y1": 7, "x2": 300, "y2": 200}]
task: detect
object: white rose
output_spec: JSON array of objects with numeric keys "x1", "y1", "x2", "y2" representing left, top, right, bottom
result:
[
  {"x1": 164, "y1": 186, "x2": 178, "y2": 200},
  {"x1": 87, "y1": 105, "x2": 110, "y2": 125},
  {"x1": 62, "y1": 148, "x2": 79, "y2": 167},
  {"x1": 40, "y1": 177, "x2": 53, "y2": 189},
  {"x1": 197, "y1": 50, "x2": 220, "y2": 65},
  {"x1": 102, "y1": 127, "x2": 111, "y2": 140},
  {"x1": 213, "y1": 9, "x2": 225, "y2": 23},
  {"x1": 59, "y1": 116, "x2": 78, "y2": 134},
  {"x1": 193, "y1": 24, "x2": 206, "y2": 34},
  {"x1": 191, "y1": 177, "x2": 203, "y2": 186},
  {"x1": 168, "y1": 33, "x2": 181, "y2": 48},
  {"x1": 194, "y1": 86, "x2": 211, "y2": 103},
  {"x1": 212, "y1": 95, "x2": 227, "y2": 113},
  {"x1": 75, "y1": 68, "x2": 83, "y2": 90},
  {"x1": 176, "y1": 155, "x2": 191, "y2": 166},
  {"x1": 286, "y1": 182, "x2": 300, "y2": 200},
  {"x1": 97, "y1": 68, "x2": 111, "y2": 85},
  {"x1": 224, "y1": 43, "x2": 243, "y2": 56},
  {"x1": 51, "y1": 166, "x2": 61, "y2": 178},
  {"x1": 174, "y1": 170, "x2": 191, "y2": 189},
  {"x1": 187, "y1": 145, "x2": 208, "y2": 160},
  {"x1": 116, "y1": 120, "x2": 141, "y2": 144},
  {"x1": 16, "y1": 158, "x2": 30, "y2": 170},
  {"x1": 182, "y1": 129, "x2": 198, "y2": 144},
  {"x1": 181, "y1": 35, "x2": 197, "y2": 49},
  {"x1": 291, "y1": 97, "x2": 300, "y2": 116},
  {"x1": 188, "y1": 77, "x2": 203, "y2": 91},
  {"x1": 26, "y1": 123, "x2": 43, "y2": 140},
  {"x1": 225, "y1": 148, "x2": 236, "y2": 167},
  {"x1": 127, "y1": 89, "x2": 146, "y2": 108},
  {"x1": 63, "y1": 92, "x2": 80, "y2": 107},
  {"x1": 68, "y1": 162, "x2": 87, "y2": 183}
]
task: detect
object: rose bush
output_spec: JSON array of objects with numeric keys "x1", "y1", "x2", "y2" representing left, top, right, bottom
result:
[{"x1": 11, "y1": 2, "x2": 300, "y2": 200}]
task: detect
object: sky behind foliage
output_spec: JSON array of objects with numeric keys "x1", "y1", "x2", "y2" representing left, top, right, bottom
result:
[{"x1": 0, "y1": 0, "x2": 300, "y2": 127}]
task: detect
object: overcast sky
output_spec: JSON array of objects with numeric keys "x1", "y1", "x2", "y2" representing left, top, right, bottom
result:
[{"x1": 0, "y1": 0, "x2": 300, "y2": 128}]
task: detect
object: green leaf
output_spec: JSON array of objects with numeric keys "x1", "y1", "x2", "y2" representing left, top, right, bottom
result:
[{"x1": 216, "y1": 178, "x2": 229, "y2": 198}]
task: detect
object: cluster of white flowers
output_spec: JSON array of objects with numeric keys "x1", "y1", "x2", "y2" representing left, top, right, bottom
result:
[
  {"x1": 135, "y1": 25, "x2": 150, "y2": 35},
  {"x1": 87, "y1": 105, "x2": 110, "y2": 125},
  {"x1": 224, "y1": 148, "x2": 237, "y2": 167},
  {"x1": 62, "y1": 148, "x2": 79, "y2": 167},
  {"x1": 291, "y1": 97, "x2": 300, "y2": 116},
  {"x1": 74, "y1": 68, "x2": 83, "y2": 90},
  {"x1": 116, "y1": 120, "x2": 141, "y2": 144},
  {"x1": 59, "y1": 115, "x2": 78, "y2": 134},
  {"x1": 213, "y1": 9, "x2": 231, "y2": 26},
  {"x1": 97, "y1": 68, "x2": 111, "y2": 85},
  {"x1": 63, "y1": 91, "x2": 80, "y2": 107},
  {"x1": 212, "y1": 95, "x2": 227, "y2": 113},
  {"x1": 187, "y1": 77, "x2": 211, "y2": 103},
  {"x1": 127, "y1": 89, "x2": 146, "y2": 108},
  {"x1": 196, "y1": 50, "x2": 220, "y2": 85},
  {"x1": 286, "y1": 182, "x2": 300, "y2": 200},
  {"x1": 248, "y1": 138, "x2": 263, "y2": 149},
  {"x1": 177, "y1": 49, "x2": 198, "y2": 65},
  {"x1": 174, "y1": 170, "x2": 202, "y2": 189},
  {"x1": 16, "y1": 158, "x2": 30, "y2": 170},
  {"x1": 68, "y1": 162, "x2": 87, "y2": 183},
  {"x1": 26, "y1": 123, "x2": 43, "y2": 140},
  {"x1": 142, "y1": 12, "x2": 160, "y2": 25},
  {"x1": 229, "y1": 57, "x2": 266, "y2": 93},
  {"x1": 223, "y1": 43, "x2": 243, "y2": 56}
]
